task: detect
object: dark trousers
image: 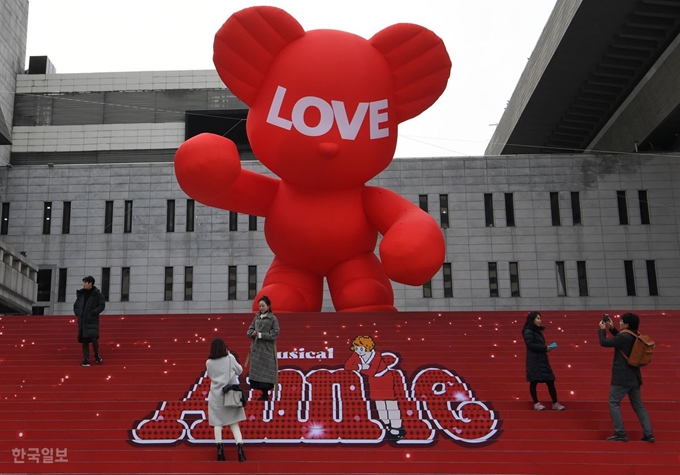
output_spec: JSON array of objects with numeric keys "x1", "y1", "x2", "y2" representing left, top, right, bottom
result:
[
  {"x1": 249, "y1": 380, "x2": 274, "y2": 392},
  {"x1": 609, "y1": 384, "x2": 653, "y2": 437},
  {"x1": 529, "y1": 380, "x2": 558, "y2": 403},
  {"x1": 82, "y1": 338, "x2": 100, "y2": 360}
]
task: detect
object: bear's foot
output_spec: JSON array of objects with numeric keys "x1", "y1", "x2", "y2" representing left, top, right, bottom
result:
[
  {"x1": 339, "y1": 304, "x2": 398, "y2": 313},
  {"x1": 330, "y1": 277, "x2": 396, "y2": 312},
  {"x1": 254, "y1": 283, "x2": 321, "y2": 312}
]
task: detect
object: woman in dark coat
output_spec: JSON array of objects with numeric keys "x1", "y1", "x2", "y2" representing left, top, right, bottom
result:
[
  {"x1": 522, "y1": 312, "x2": 565, "y2": 411},
  {"x1": 246, "y1": 296, "x2": 280, "y2": 401}
]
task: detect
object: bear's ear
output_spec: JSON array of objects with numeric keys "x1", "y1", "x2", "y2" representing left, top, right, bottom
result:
[
  {"x1": 370, "y1": 24, "x2": 451, "y2": 123},
  {"x1": 213, "y1": 6, "x2": 305, "y2": 105}
]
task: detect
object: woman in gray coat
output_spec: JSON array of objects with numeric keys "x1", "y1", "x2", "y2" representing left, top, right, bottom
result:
[
  {"x1": 246, "y1": 296, "x2": 280, "y2": 401},
  {"x1": 206, "y1": 338, "x2": 246, "y2": 462}
]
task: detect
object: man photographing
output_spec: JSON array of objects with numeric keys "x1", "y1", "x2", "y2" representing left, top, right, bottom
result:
[{"x1": 598, "y1": 313, "x2": 654, "y2": 442}]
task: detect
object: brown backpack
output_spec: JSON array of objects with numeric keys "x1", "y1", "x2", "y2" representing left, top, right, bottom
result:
[{"x1": 619, "y1": 329, "x2": 655, "y2": 367}]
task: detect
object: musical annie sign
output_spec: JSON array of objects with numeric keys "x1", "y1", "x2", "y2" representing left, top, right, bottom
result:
[{"x1": 129, "y1": 335, "x2": 500, "y2": 446}]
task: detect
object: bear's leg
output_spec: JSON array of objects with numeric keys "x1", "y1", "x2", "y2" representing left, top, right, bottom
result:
[
  {"x1": 327, "y1": 253, "x2": 397, "y2": 312},
  {"x1": 252, "y1": 257, "x2": 323, "y2": 312}
]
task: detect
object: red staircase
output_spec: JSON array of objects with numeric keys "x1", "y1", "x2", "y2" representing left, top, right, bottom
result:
[{"x1": 1, "y1": 311, "x2": 678, "y2": 474}]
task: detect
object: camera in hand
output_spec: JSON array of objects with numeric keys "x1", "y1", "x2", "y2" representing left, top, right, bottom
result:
[{"x1": 602, "y1": 314, "x2": 610, "y2": 323}]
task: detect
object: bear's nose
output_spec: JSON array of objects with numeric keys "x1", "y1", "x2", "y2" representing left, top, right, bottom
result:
[{"x1": 319, "y1": 142, "x2": 339, "y2": 159}]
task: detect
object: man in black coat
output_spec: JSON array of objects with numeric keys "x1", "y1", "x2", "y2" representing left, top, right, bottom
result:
[
  {"x1": 74, "y1": 276, "x2": 106, "y2": 367},
  {"x1": 598, "y1": 313, "x2": 654, "y2": 442}
]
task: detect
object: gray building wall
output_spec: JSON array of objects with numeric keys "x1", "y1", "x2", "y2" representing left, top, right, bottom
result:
[
  {"x1": 5, "y1": 70, "x2": 680, "y2": 314},
  {"x1": 485, "y1": 0, "x2": 582, "y2": 156},
  {"x1": 0, "y1": 0, "x2": 29, "y2": 165},
  {"x1": 587, "y1": 36, "x2": 680, "y2": 153},
  {"x1": 1, "y1": 153, "x2": 678, "y2": 314}
]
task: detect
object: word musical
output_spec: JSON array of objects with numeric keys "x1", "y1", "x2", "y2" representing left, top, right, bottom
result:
[
  {"x1": 277, "y1": 347, "x2": 334, "y2": 360},
  {"x1": 12, "y1": 448, "x2": 68, "y2": 464},
  {"x1": 267, "y1": 86, "x2": 389, "y2": 139}
]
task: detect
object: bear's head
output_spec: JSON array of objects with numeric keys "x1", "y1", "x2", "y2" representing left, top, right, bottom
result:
[{"x1": 214, "y1": 6, "x2": 451, "y2": 190}]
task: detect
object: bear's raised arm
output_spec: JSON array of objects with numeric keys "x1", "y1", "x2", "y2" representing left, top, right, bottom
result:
[{"x1": 174, "y1": 133, "x2": 279, "y2": 216}]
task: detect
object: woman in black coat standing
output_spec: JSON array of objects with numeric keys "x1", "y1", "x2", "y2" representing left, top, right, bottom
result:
[{"x1": 522, "y1": 312, "x2": 565, "y2": 411}]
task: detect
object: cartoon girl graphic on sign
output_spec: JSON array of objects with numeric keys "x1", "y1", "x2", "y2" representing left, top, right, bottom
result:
[{"x1": 345, "y1": 335, "x2": 405, "y2": 441}]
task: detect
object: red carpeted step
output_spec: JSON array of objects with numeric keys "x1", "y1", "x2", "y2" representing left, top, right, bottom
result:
[{"x1": 1, "y1": 311, "x2": 678, "y2": 474}]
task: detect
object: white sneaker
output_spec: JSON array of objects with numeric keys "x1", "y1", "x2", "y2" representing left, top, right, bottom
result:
[
  {"x1": 552, "y1": 402, "x2": 565, "y2": 411},
  {"x1": 534, "y1": 402, "x2": 546, "y2": 411}
]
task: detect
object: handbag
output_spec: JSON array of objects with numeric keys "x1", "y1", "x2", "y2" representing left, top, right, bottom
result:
[
  {"x1": 223, "y1": 388, "x2": 243, "y2": 407},
  {"x1": 219, "y1": 355, "x2": 245, "y2": 407}
]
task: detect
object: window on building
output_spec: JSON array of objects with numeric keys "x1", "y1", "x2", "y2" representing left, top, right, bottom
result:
[
  {"x1": 42, "y1": 202, "x2": 52, "y2": 235},
  {"x1": 101, "y1": 267, "x2": 110, "y2": 301},
  {"x1": 249, "y1": 215, "x2": 257, "y2": 231},
  {"x1": 617, "y1": 191, "x2": 628, "y2": 225},
  {"x1": 248, "y1": 265, "x2": 257, "y2": 300},
  {"x1": 488, "y1": 262, "x2": 498, "y2": 297},
  {"x1": 184, "y1": 266, "x2": 193, "y2": 301},
  {"x1": 484, "y1": 193, "x2": 494, "y2": 227},
  {"x1": 57, "y1": 268, "x2": 67, "y2": 303},
  {"x1": 124, "y1": 200, "x2": 133, "y2": 233},
  {"x1": 624, "y1": 260, "x2": 636, "y2": 296},
  {"x1": 34, "y1": 93, "x2": 52, "y2": 126},
  {"x1": 439, "y1": 194, "x2": 449, "y2": 229},
  {"x1": 510, "y1": 261, "x2": 520, "y2": 297},
  {"x1": 556, "y1": 261, "x2": 566, "y2": 296},
  {"x1": 62, "y1": 201, "x2": 71, "y2": 234},
  {"x1": 550, "y1": 192, "x2": 561, "y2": 226},
  {"x1": 104, "y1": 200, "x2": 114, "y2": 234},
  {"x1": 37, "y1": 269, "x2": 52, "y2": 302},
  {"x1": 166, "y1": 200, "x2": 175, "y2": 232},
  {"x1": 571, "y1": 192, "x2": 581, "y2": 225},
  {"x1": 228, "y1": 266, "x2": 237, "y2": 300},
  {"x1": 1, "y1": 202, "x2": 9, "y2": 235},
  {"x1": 229, "y1": 211, "x2": 238, "y2": 231},
  {"x1": 164, "y1": 267, "x2": 173, "y2": 301},
  {"x1": 186, "y1": 199, "x2": 195, "y2": 232},
  {"x1": 185, "y1": 108, "x2": 251, "y2": 151},
  {"x1": 505, "y1": 193, "x2": 515, "y2": 227},
  {"x1": 443, "y1": 263, "x2": 453, "y2": 298},
  {"x1": 419, "y1": 195, "x2": 428, "y2": 212},
  {"x1": 646, "y1": 260, "x2": 658, "y2": 296},
  {"x1": 121, "y1": 267, "x2": 130, "y2": 302},
  {"x1": 577, "y1": 261, "x2": 588, "y2": 297},
  {"x1": 423, "y1": 279, "x2": 432, "y2": 298},
  {"x1": 638, "y1": 190, "x2": 650, "y2": 225}
]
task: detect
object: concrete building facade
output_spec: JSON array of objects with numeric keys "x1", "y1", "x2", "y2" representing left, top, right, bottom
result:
[
  {"x1": 2, "y1": 68, "x2": 679, "y2": 314},
  {"x1": 487, "y1": 0, "x2": 680, "y2": 156},
  {"x1": 0, "y1": 0, "x2": 38, "y2": 314},
  {"x1": 0, "y1": 0, "x2": 29, "y2": 164}
]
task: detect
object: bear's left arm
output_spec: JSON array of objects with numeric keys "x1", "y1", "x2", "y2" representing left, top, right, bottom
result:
[{"x1": 363, "y1": 186, "x2": 445, "y2": 285}]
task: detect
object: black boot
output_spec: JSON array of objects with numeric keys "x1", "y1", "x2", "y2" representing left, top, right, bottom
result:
[
  {"x1": 216, "y1": 443, "x2": 225, "y2": 461},
  {"x1": 237, "y1": 443, "x2": 246, "y2": 462}
]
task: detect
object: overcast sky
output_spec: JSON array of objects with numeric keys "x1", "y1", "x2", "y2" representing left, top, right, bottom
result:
[{"x1": 24, "y1": 0, "x2": 558, "y2": 158}]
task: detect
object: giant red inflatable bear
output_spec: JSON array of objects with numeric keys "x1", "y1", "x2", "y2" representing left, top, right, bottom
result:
[{"x1": 175, "y1": 6, "x2": 451, "y2": 312}]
